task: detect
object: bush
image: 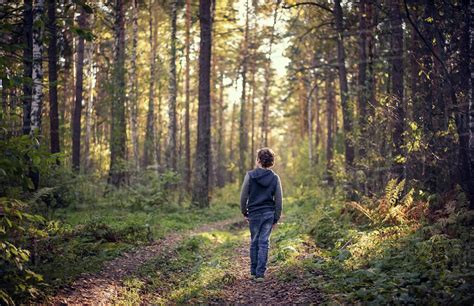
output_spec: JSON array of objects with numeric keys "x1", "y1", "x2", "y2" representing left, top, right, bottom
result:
[
  {"x1": 107, "y1": 170, "x2": 180, "y2": 211},
  {"x1": 0, "y1": 197, "x2": 47, "y2": 304}
]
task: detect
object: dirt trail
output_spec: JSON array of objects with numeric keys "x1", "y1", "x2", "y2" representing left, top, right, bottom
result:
[
  {"x1": 212, "y1": 241, "x2": 322, "y2": 304},
  {"x1": 50, "y1": 217, "x2": 241, "y2": 304}
]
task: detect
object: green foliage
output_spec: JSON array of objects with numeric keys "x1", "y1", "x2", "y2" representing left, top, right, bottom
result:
[
  {"x1": 268, "y1": 181, "x2": 473, "y2": 304},
  {"x1": 120, "y1": 170, "x2": 180, "y2": 211},
  {"x1": 0, "y1": 134, "x2": 60, "y2": 197},
  {"x1": 0, "y1": 197, "x2": 47, "y2": 304}
]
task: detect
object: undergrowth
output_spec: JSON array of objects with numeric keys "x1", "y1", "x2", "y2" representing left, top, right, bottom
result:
[
  {"x1": 0, "y1": 135, "x2": 240, "y2": 304},
  {"x1": 270, "y1": 181, "x2": 474, "y2": 304}
]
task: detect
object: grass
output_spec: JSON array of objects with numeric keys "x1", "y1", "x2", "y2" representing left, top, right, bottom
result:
[
  {"x1": 114, "y1": 225, "x2": 246, "y2": 304},
  {"x1": 31, "y1": 186, "x2": 241, "y2": 297}
]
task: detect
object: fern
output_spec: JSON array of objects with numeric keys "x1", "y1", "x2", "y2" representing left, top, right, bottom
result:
[
  {"x1": 402, "y1": 188, "x2": 414, "y2": 208},
  {"x1": 385, "y1": 179, "x2": 405, "y2": 206},
  {"x1": 27, "y1": 187, "x2": 56, "y2": 205},
  {"x1": 347, "y1": 201, "x2": 377, "y2": 224}
]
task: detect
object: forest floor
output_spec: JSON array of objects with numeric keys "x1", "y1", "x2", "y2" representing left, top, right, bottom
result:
[{"x1": 49, "y1": 216, "x2": 322, "y2": 304}]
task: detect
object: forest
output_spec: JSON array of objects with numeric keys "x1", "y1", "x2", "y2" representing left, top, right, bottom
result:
[{"x1": 0, "y1": 0, "x2": 473, "y2": 304}]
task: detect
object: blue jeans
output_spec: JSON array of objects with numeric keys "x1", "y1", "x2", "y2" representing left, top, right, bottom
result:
[{"x1": 249, "y1": 210, "x2": 274, "y2": 277}]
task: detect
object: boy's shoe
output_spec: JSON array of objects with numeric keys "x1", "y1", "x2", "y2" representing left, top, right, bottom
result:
[
  {"x1": 250, "y1": 274, "x2": 256, "y2": 280},
  {"x1": 254, "y1": 277, "x2": 264, "y2": 283}
]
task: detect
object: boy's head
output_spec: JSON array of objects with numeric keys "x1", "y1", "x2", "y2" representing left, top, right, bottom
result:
[{"x1": 256, "y1": 148, "x2": 275, "y2": 168}]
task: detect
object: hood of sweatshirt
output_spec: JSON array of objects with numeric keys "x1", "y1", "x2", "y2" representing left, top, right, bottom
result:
[{"x1": 249, "y1": 168, "x2": 276, "y2": 187}]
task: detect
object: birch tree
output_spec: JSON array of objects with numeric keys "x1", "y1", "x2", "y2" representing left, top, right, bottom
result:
[{"x1": 30, "y1": 0, "x2": 45, "y2": 134}]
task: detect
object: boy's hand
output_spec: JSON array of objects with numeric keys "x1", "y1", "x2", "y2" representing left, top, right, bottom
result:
[{"x1": 244, "y1": 215, "x2": 249, "y2": 223}]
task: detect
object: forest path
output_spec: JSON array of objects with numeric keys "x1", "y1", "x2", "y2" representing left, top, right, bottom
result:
[
  {"x1": 49, "y1": 217, "x2": 241, "y2": 304},
  {"x1": 50, "y1": 216, "x2": 322, "y2": 304},
  {"x1": 210, "y1": 237, "x2": 323, "y2": 304}
]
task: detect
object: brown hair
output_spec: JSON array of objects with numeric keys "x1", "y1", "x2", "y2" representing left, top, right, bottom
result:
[{"x1": 257, "y1": 148, "x2": 275, "y2": 168}]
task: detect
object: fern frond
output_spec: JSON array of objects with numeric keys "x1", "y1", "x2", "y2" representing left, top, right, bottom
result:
[
  {"x1": 27, "y1": 187, "x2": 56, "y2": 205},
  {"x1": 347, "y1": 201, "x2": 377, "y2": 224}
]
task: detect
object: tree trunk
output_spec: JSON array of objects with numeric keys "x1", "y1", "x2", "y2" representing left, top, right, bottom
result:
[
  {"x1": 85, "y1": 42, "x2": 95, "y2": 171},
  {"x1": 156, "y1": 79, "x2": 163, "y2": 167},
  {"x1": 210, "y1": 41, "x2": 218, "y2": 189},
  {"x1": 216, "y1": 68, "x2": 226, "y2": 187},
  {"x1": 249, "y1": 19, "x2": 257, "y2": 165},
  {"x1": 229, "y1": 100, "x2": 237, "y2": 182},
  {"x1": 239, "y1": 0, "x2": 250, "y2": 179},
  {"x1": 143, "y1": 0, "x2": 157, "y2": 167},
  {"x1": 260, "y1": 0, "x2": 280, "y2": 147},
  {"x1": 467, "y1": 0, "x2": 474, "y2": 208},
  {"x1": 455, "y1": 0, "x2": 474, "y2": 207},
  {"x1": 419, "y1": 1, "x2": 435, "y2": 192},
  {"x1": 166, "y1": 0, "x2": 178, "y2": 171},
  {"x1": 108, "y1": 0, "x2": 127, "y2": 187},
  {"x1": 307, "y1": 84, "x2": 317, "y2": 167},
  {"x1": 357, "y1": 0, "x2": 367, "y2": 159},
  {"x1": 334, "y1": 0, "x2": 355, "y2": 174},
  {"x1": 30, "y1": 0, "x2": 45, "y2": 134},
  {"x1": 314, "y1": 84, "x2": 321, "y2": 163},
  {"x1": 192, "y1": 0, "x2": 213, "y2": 207},
  {"x1": 72, "y1": 7, "x2": 87, "y2": 172},
  {"x1": 390, "y1": 0, "x2": 405, "y2": 180},
  {"x1": 129, "y1": 0, "x2": 139, "y2": 171},
  {"x1": 326, "y1": 70, "x2": 335, "y2": 186},
  {"x1": 184, "y1": 0, "x2": 192, "y2": 188},
  {"x1": 47, "y1": 0, "x2": 60, "y2": 154},
  {"x1": 23, "y1": 0, "x2": 33, "y2": 135}
]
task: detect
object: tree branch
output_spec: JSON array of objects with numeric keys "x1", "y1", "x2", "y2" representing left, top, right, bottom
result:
[
  {"x1": 403, "y1": 0, "x2": 449, "y2": 76},
  {"x1": 282, "y1": 1, "x2": 334, "y2": 14}
]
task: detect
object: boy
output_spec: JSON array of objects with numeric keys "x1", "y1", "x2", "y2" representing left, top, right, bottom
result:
[{"x1": 240, "y1": 148, "x2": 283, "y2": 282}]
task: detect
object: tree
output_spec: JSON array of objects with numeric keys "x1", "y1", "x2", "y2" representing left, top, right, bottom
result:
[
  {"x1": 238, "y1": 0, "x2": 249, "y2": 179},
  {"x1": 30, "y1": 0, "x2": 45, "y2": 134},
  {"x1": 333, "y1": 0, "x2": 355, "y2": 175},
  {"x1": 184, "y1": 0, "x2": 192, "y2": 187},
  {"x1": 166, "y1": 0, "x2": 178, "y2": 171},
  {"x1": 129, "y1": 0, "x2": 139, "y2": 170},
  {"x1": 143, "y1": 0, "x2": 157, "y2": 167},
  {"x1": 307, "y1": 83, "x2": 317, "y2": 166},
  {"x1": 192, "y1": 0, "x2": 213, "y2": 207},
  {"x1": 325, "y1": 69, "x2": 335, "y2": 186},
  {"x1": 84, "y1": 41, "x2": 95, "y2": 171},
  {"x1": 357, "y1": 0, "x2": 368, "y2": 159},
  {"x1": 23, "y1": 0, "x2": 33, "y2": 135},
  {"x1": 108, "y1": 0, "x2": 127, "y2": 187},
  {"x1": 260, "y1": 0, "x2": 280, "y2": 147},
  {"x1": 72, "y1": 7, "x2": 88, "y2": 172},
  {"x1": 47, "y1": 0, "x2": 60, "y2": 155},
  {"x1": 461, "y1": 0, "x2": 474, "y2": 208},
  {"x1": 389, "y1": 0, "x2": 404, "y2": 180},
  {"x1": 216, "y1": 67, "x2": 226, "y2": 187}
]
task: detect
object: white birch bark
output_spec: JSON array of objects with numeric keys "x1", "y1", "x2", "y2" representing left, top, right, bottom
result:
[{"x1": 30, "y1": 0, "x2": 44, "y2": 133}]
